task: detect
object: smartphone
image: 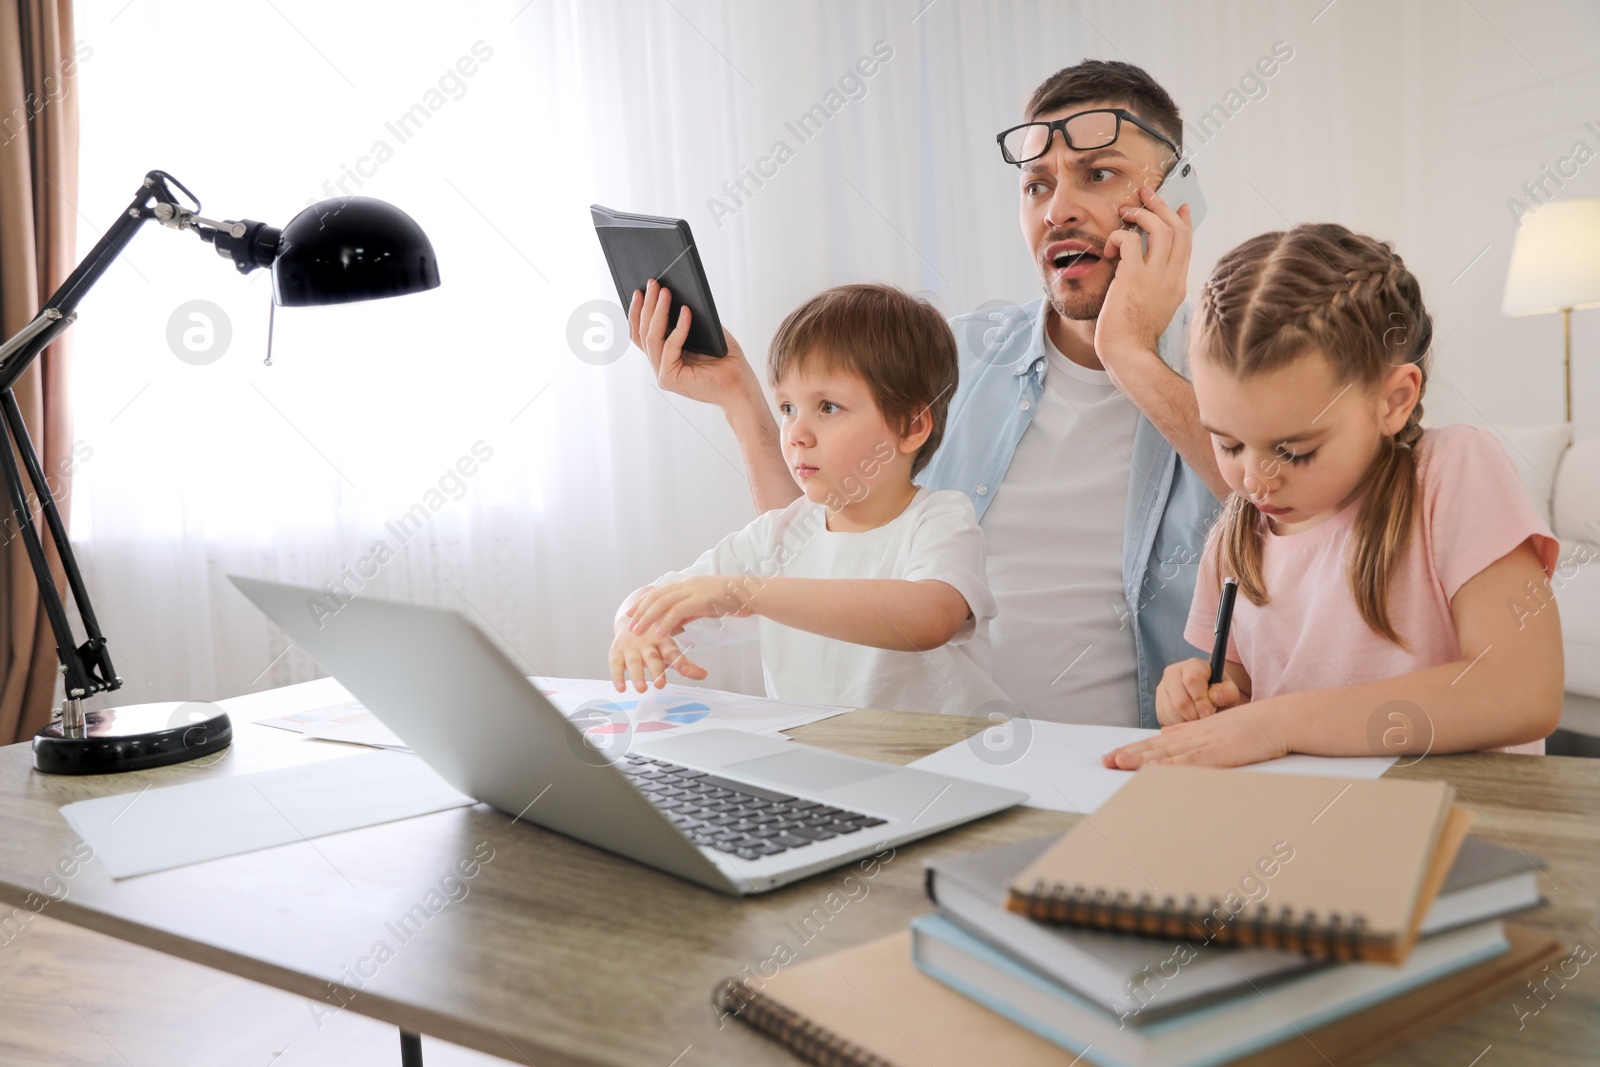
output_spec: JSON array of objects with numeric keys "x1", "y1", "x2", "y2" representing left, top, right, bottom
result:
[{"x1": 1137, "y1": 159, "x2": 1206, "y2": 255}]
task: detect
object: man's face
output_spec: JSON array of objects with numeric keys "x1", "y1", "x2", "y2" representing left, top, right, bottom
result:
[{"x1": 1017, "y1": 101, "x2": 1175, "y2": 322}]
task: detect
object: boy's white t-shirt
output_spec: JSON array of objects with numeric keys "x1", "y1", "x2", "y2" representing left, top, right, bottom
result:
[{"x1": 652, "y1": 487, "x2": 1007, "y2": 715}]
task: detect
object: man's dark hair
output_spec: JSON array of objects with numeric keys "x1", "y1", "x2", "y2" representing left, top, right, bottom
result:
[{"x1": 1025, "y1": 59, "x2": 1183, "y2": 156}]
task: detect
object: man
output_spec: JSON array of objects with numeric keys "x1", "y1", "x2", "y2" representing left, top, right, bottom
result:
[{"x1": 630, "y1": 60, "x2": 1227, "y2": 728}]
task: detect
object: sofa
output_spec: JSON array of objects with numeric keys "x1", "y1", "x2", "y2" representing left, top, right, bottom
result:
[{"x1": 1499, "y1": 426, "x2": 1600, "y2": 744}]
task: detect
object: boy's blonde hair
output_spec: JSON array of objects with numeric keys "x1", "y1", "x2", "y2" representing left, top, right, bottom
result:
[
  {"x1": 767, "y1": 284, "x2": 956, "y2": 477},
  {"x1": 1195, "y1": 222, "x2": 1433, "y2": 648}
]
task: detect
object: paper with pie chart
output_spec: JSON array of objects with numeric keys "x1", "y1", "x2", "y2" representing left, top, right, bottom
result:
[
  {"x1": 258, "y1": 676, "x2": 848, "y2": 753},
  {"x1": 530, "y1": 676, "x2": 849, "y2": 743}
]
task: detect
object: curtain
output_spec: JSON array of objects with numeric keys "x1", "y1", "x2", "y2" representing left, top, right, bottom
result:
[
  {"x1": 0, "y1": 0, "x2": 77, "y2": 744},
  {"x1": 58, "y1": 0, "x2": 1600, "y2": 711}
]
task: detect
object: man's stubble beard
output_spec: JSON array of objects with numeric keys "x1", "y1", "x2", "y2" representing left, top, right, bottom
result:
[{"x1": 1042, "y1": 274, "x2": 1109, "y2": 323}]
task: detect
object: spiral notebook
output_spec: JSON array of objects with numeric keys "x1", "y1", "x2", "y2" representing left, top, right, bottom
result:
[
  {"x1": 714, "y1": 925, "x2": 1558, "y2": 1067},
  {"x1": 1005, "y1": 765, "x2": 1472, "y2": 964}
]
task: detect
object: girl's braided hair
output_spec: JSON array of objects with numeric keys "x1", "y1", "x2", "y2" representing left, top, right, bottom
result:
[{"x1": 1197, "y1": 223, "x2": 1432, "y2": 647}]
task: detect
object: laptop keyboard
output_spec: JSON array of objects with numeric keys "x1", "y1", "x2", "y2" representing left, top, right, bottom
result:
[{"x1": 620, "y1": 755, "x2": 887, "y2": 861}]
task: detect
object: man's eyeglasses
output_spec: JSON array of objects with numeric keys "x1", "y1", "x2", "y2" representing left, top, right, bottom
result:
[{"x1": 997, "y1": 108, "x2": 1179, "y2": 166}]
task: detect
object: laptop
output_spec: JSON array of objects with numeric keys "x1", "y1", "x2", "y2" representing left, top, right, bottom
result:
[{"x1": 230, "y1": 576, "x2": 1025, "y2": 895}]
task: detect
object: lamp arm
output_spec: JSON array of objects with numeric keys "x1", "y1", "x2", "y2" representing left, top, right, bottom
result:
[
  {"x1": 1, "y1": 170, "x2": 282, "y2": 392},
  {"x1": 2, "y1": 171, "x2": 168, "y2": 391},
  {"x1": 0, "y1": 388, "x2": 112, "y2": 703}
]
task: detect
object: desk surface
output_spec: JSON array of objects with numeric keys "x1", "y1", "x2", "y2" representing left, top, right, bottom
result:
[{"x1": 2, "y1": 681, "x2": 1597, "y2": 1067}]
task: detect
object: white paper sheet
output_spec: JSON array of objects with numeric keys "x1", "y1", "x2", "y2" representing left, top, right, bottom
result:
[
  {"x1": 59, "y1": 751, "x2": 474, "y2": 878},
  {"x1": 909, "y1": 721, "x2": 1396, "y2": 814},
  {"x1": 257, "y1": 699, "x2": 409, "y2": 749}
]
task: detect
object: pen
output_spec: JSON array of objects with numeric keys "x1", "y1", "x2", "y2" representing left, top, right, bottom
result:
[{"x1": 1209, "y1": 577, "x2": 1239, "y2": 686}]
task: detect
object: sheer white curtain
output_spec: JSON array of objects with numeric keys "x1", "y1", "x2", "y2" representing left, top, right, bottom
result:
[
  {"x1": 65, "y1": 0, "x2": 1597, "y2": 707},
  {"x1": 69, "y1": 0, "x2": 766, "y2": 703}
]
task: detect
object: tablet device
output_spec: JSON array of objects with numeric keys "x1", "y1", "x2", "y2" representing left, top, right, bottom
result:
[{"x1": 591, "y1": 204, "x2": 728, "y2": 358}]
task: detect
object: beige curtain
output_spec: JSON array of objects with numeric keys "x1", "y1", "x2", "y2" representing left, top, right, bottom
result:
[{"x1": 0, "y1": 0, "x2": 78, "y2": 744}]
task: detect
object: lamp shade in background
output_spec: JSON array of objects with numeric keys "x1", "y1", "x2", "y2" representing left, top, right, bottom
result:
[
  {"x1": 1503, "y1": 198, "x2": 1600, "y2": 316},
  {"x1": 1502, "y1": 197, "x2": 1600, "y2": 426}
]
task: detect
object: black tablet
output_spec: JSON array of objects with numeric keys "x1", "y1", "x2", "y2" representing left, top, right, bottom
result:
[{"x1": 591, "y1": 204, "x2": 728, "y2": 358}]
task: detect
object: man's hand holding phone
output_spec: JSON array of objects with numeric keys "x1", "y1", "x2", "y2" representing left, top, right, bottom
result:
[
  {"x1": 630, "y1": 278, "x2": 762, "y2": 410},
  {"x1": 1094, "y1": 181, "x2": 1194, "y2": 382}
]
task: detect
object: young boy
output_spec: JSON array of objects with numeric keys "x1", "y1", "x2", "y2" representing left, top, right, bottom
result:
[{"x1": 610, "y1": 282, "x2": 1007, "y2": 715}]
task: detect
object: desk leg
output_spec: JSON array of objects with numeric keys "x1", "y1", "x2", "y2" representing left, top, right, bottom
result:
[{"x1": 400, "y1": 1029, "x2": 424, "y2": 1066}]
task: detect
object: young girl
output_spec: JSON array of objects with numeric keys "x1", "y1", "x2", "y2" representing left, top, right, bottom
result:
[{"x1": 1105, "y1": 223, "x2": 1563, "y2": 769}]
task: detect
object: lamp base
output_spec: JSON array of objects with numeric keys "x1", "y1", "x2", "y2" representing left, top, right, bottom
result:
[{"x1": 33, "y1": 701, "x2": 232, "y2": 775}]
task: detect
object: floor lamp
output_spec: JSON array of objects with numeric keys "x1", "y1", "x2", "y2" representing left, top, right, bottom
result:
[
  {"x1": 1, "y1": 170, "x2": 439, "y2": 774},
  {"x1": 1503, "y1": 197, "x2": 1600, "y2": 425}
]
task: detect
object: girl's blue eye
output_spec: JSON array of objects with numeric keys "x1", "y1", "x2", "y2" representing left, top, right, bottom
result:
[
  {"x1": 820, "y1": 401, "x2": 840, "y2": 414},
  {"x1": 779, "y1": 403, "x2": 794, "y2": 416}
]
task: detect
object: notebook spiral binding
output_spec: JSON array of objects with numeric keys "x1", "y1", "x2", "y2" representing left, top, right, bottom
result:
[
  {"x1": 715, "y1": 979, "x2": 897, "y2": 1067},
  {"x1": 1015, "y1": 882, "x2": 1371, "y2": 960}
]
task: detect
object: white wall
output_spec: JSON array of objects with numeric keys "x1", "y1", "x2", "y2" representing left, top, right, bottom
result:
[{"x1": 699, "y1": 0, "x2": 1600, "y2": 433}]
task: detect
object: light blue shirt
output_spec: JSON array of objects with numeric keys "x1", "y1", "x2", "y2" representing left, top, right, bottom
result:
[{"x1": 918, "y1": 298, "x2": 1221, "y2": 729}]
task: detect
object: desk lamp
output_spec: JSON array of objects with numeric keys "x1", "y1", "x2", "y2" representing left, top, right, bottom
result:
[{"x1": 0, "y1": 170, "x2": 440, "y2": 774}]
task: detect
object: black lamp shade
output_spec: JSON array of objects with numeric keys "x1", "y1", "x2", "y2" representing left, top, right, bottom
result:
[{"x1": 272, "y1": 196, "x2": 441, "y2": 307}]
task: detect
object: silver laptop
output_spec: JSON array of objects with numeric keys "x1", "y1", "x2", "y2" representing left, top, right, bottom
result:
[{"x1": 230, "y1": 576, "x2": 1025, "y2": 895}]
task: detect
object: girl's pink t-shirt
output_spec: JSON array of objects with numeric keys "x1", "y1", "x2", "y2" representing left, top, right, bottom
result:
[{"x1": 1185, "y1": 424, "x2": 1560, "y2": 755}]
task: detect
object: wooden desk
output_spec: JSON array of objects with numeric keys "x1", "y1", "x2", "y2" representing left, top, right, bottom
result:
[{"x1": 1, "y1": 682, "x2": 1597, "y2": 1067}]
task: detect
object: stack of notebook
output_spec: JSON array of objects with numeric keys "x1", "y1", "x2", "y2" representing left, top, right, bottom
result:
[{"x1": 716, "y1": 766, "x2": 1556, "y2": 1067}]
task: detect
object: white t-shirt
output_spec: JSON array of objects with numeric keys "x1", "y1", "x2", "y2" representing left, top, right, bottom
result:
[
  {"x1": 653, "y1": 488, "x2": 1007, "y2": 715},
  {"x1": 979, "y1": 334, "x2": 1142, "y2": 725}
]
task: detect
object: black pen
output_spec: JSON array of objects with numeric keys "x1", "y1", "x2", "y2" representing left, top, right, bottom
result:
[{"x1": 1209, "y1": 577, "x2": 1239, "y2": 686}]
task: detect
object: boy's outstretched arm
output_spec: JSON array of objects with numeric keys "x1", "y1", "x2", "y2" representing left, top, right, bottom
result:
[
  {"x1": 630, "y1": 282, "x2": 801, "y2": 514},
  {"x1": 1104, "y1": 539, "x2": 1563, "y2": 768},
  {"x1": 627, "y1": 575, "x2": 974, "y2": 653}
]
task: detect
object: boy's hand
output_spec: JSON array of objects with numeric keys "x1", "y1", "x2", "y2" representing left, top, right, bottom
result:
[
  {"x1": 629, "y1": 279, "x2": 757, "y2": 409},
  {"x1": 609, "y1": 621, "x2": 707, "y2": 693},
  {"x1": 1155, "y1": 657, "x2": 1244, "y2": 725},
  {"x1": 627, "y1": 576, "x2": 755, "y2": 639}
]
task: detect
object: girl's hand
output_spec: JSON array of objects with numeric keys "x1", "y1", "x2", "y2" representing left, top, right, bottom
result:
[
  {"x1": 627, "y1": 576, "x2": 755, "y2": 639},
  {"x1": 1101, "y1": 702, "x2": 1292, "y2": 769},
  {"x1": 1156, "y1": 657, "x2": 1245, "y2": 725},
  {"x1": 608, "y1": 623, "x2": 707, "y2": 693}
]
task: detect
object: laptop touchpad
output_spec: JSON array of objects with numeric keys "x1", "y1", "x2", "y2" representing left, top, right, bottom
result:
[{"x1": 724, "y1": 748, "x2": 893, "y2": 792}]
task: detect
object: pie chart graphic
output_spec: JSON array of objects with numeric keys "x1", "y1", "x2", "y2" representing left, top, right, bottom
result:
[
  {"x1": 574, "y1": 698, "x2": 711, "y2": 733},
  {"x1": 576, "y1": 700, "x2": 634, "y2": 735},
  {"x1": 661, "y1": 702, "x2": 710, "y2": 725},
  {"x1": 634, "y1": 721, "x2": 677, "y2": 732}
]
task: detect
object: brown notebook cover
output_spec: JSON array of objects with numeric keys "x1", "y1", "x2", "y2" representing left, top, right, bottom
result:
[
  {"x1": 715, "y1": 925, "x2": 1559, "y2": 1067},
  {"x1": 1004, "y1": 766, "x2": 1471, "y2": 963}
]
